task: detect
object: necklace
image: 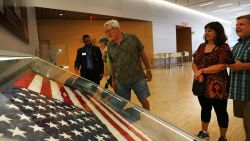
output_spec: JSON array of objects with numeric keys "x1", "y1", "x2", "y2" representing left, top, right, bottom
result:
[{"x1": 205, "y1": 44, "x2": 215, "y2": 53}]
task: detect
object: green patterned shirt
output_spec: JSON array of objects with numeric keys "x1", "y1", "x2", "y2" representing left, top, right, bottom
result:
[
  {"x1": 107, "y1": 33, "x2": 145, "y2": 84},
  {"x1": 229, "y1": 36, "x2": 250, "y2": 101}
]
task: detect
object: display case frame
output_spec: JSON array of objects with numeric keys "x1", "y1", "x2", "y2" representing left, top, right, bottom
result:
[{"x1": 0, "y1": 54, "x2": 202, "y2": 141}]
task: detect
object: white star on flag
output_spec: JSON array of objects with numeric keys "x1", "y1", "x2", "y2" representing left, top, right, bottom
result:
[
  {"x1": 59, "y1": 120, "x2": 69, "y2": 126},
  {"x1": 59, "y1": 132, "x2": 72, "y2": 140},
  {"x1": 67, "y1": 111, "x2": 73, "y2": 115},
  {"x1": 95, "y1": 124, "x2": 102, "y2": 129},
  {"x1": 38, "y1": 99, "x2": 46, "y2": 103},
  {"x1": 48, "y1": 100, "x2": 54, "y2": 104},
  {"x1": 29, "y1": 124, "x2": 44, "y2": 132},
  {"x1": 46, "y1": 122, "x2": 58, "y2": 129},
  {"x1": 49, "y1": 105, "x2": 56, "y2": 110},
  {"x1": 81, "y1": 127, "x2": 90, "y2": 133},
  {"x1": 22, "y1": 105, "x2": 34, "y2": 111},
  {"x1": 12, "y1": 97, "x2": 23, "y2": 103},
  {"x1": 17, "y1": 92, "x2": 26, "y2": 97},
  {"x1": 95, "y1": 135, "x2": 105, "y2": 141},
  {"x1": 44, "y1": 136, "x2": 59, "y2": 141},
  {"x1": 76, "y1": 118, "x2": 84, "y2": 122},
  {"x1": 21, "y1": 88, "x2": 28, "y2": 91},
  {"x1": 17, "y1": 114, "x2": 31, "y2": 121},
  {"x1": 36, "y1": 105, "x2": 46, "y2": 110},
  {"x1": 101, "y1": 134, "x2": 110, "y2": 139},
  {"x1": 74, "y1": 111, "x2": 80, "y2": 115},
  {"x1": 0, "y1": 115, "x2": 12, "y2": 124},
  {"x1": 89, "y1": 125, "x2": 97, "y2": 131},
  {"x1": 72, "y1": 129, "x2": 82, "y2": 136},
  {"x1": 69, "y1": 119, "x2": 77, "y2": 124},
  {"x1": 58, "y1": 111, "x2": 65, "y2": 116},
  {"x1": 27, "y1": 98, "x2": 35, "y2": 103},
  {"x1": 6, "y1": 104, "x2": 19, "y2": 110},
  {"x1": 33, "y1": 113, "x2": 46, "y2": 119},
  {"x1": 29, "y1": 93, "x2": 37, "y2": 97},
  {"x1": 8, "y1": 127, "x2": 26, "y2": 138},
  {"x1": 48, "y1": 112, "x2": 57, "y2": 118}
]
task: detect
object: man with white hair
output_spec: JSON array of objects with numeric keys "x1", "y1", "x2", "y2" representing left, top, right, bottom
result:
[{"x1": 104, "y1": 19, "x2": 152, "y2": 110}]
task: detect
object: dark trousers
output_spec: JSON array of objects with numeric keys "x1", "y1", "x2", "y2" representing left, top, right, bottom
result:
[
  {"x1": 198, "y1": 95, "x2": 229, "y2": 128},
  {"x1": 81, "y1": 70, "x2": 100, "y2": 85}
]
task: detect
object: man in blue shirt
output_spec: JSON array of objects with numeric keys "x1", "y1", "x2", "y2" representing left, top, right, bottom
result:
[{"x1": 229, "y1": 14, "x2": 250, "y2": 141}]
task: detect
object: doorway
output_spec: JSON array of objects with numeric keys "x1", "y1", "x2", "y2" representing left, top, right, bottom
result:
[{"x1": 176, "y1": 25, "x2": 192, "y2": 61}]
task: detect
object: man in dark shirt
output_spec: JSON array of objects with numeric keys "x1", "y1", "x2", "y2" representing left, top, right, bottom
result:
[{"x1": 74, "y1": 34, "x2": 104, "y2": 85}]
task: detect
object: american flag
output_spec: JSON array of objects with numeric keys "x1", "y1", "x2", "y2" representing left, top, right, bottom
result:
[{"x1": 0, "y1": 71, "x2": 152, "y2": 141}]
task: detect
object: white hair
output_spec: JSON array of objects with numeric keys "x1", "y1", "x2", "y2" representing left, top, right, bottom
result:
[{"x1": 104, "y1": 19, "x2": 120, "y2": 29}]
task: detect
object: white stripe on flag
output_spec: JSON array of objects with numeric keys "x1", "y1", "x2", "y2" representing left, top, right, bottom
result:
[
  {"x1": 87, "y1": 95, "x2": 143, "y2": 141},
  {"x1": 97, "y1": 99, "x2": 153, "y2": 141},
  {"x1": 63, "y1": 86, "x2": 84, "y2": 109},
  {"x1": 50, "y1": 80, "x2": 64, "y2": 102},
  {"x1": 28, "y1": 75, "x2": 43, "y2": 93},
  {"x1": 75, "y1": 90, "x2": 127, "y2": 141}
]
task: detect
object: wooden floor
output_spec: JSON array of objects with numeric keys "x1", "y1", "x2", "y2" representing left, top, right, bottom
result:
[{"x1": 101, "y1": 63, "x2": 245, "y2": 141}]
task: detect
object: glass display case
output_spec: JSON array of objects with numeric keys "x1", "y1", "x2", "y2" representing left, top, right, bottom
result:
[{"x1": 0, "y1": 55, "x2": 202, "y2": 141}]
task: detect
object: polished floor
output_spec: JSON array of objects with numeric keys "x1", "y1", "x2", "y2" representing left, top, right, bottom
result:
[{"x1": 101, "y1": 63, "x2": 245, "y2": 141}]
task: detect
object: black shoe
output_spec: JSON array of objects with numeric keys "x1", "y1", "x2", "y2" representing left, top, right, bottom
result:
[
  {"x1": 197, "y1": 130, "x2": 209, "y2": 140},
  {"x1": 104, "y1": 83, "x2": 108, "y2": 89},
  {"x1": 218, "y1": 136, "x2": 227, "y2": 141}
]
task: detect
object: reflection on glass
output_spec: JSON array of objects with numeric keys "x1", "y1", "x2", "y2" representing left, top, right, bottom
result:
[{"x1": 0, "y1": 55, "x2": 201, "y2": 141}]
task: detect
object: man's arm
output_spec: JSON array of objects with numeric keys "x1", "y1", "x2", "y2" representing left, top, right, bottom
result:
[
  {"x1": 229, "y1": 60, "x2": 250, "y2": 71},
  {"x1": 140, "y1": 50, "x2": 152, "y2": 81},
  {"x1": 74, "y1": 49, "x2": 81, "y2": 74},
  {"x1": 110, "y1": 63, "x2": 117, "y2": 93}
]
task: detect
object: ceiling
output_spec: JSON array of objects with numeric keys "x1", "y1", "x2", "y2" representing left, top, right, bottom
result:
[
  {"x1": 36, "y1": 0, "x2": 250, "y2": 22},
  {"x1": 166, "y1": 0, "x2": 250, "y2": 21}
]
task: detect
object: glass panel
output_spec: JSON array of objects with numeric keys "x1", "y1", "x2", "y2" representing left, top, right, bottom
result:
[{"x1": 0, "y1": 55, "x2": 201, "y2": 141}]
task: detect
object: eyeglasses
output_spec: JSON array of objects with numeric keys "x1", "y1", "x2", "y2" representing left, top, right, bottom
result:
[{"x1": 105, "y1": 27, "x2": 114, "y2": 34}]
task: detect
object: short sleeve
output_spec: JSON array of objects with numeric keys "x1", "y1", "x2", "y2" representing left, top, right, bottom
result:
[
  {"x1": 218, "y1": 44, "x2": 232, "y2": 64},
  {"x1": 132, "y1": 34, "x2": 144, "y2": 52},
  {"x1": 192, "y1": 44, "x2": 204, "y2": 65}
]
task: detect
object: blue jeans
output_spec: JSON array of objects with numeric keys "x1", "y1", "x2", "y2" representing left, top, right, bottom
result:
[{"x1": 116, "y1": 79, "x2": 150, "y2": 101}]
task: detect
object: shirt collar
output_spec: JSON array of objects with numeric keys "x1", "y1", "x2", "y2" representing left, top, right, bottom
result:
[{"x1": 238, "y1": 35, "x2": 250, "y2": 42}]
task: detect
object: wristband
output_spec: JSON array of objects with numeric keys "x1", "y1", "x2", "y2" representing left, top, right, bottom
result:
[
  {"x1": 200, "y1": 68, "x2": 204, "y2": 74},
  {"x1": 146, "y1": 69, "x2": 151, "y2": 72}
]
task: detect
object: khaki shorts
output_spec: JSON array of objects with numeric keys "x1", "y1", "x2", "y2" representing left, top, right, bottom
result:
[{"x1": 233, "y1": 100, "x2": 250, "y2": 118}]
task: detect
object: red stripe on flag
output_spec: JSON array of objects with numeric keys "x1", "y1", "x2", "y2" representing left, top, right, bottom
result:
[
  {"x1": 40, "y1": 77, "x2": 52, "y2": 97},
  {"x1": 13, "y1": 72, "x2": 36, "y2": 88},
  {"x1": 84, "y1": 94, "x2": 135, "y2": 141},
  {"x1": 89, "y1": 96, "x2": 149, "y2": 141},
  {"x1": 71, "y1": 89, "x2": 93, "y2": 113},
  {"x1": 59, "y1": 86, "x2": 74, "y2": 106}
]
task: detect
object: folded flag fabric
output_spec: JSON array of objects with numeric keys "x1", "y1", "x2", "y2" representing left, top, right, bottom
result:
[{"x1": 0, "y1": 71, "x2": 152, "y2": 141}]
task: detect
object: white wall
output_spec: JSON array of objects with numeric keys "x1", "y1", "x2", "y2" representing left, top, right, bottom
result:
[{"x1": 32, "y1": 0, "x2": 233, "y2": 54}]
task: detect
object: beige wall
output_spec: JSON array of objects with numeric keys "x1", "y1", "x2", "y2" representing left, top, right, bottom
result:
[{"x1": 37, "y1": 19, "x2": 153, "y2": 73}]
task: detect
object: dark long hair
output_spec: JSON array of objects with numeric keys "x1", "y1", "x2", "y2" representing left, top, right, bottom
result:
[{"x1": 204, "y1": 22, "x2": 227, "y2": 46}]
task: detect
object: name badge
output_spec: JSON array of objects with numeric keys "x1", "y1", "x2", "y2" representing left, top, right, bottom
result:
[{"x1": 82, "y1": 52, "x2": 86, "y2": 56}]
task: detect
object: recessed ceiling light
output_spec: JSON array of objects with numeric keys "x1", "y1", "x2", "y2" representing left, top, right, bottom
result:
[
  {"x1": 199, "y1": 2, "x2": 214, "y2": 7},
  {"x1": 212, "y1": 9, "x2": 226, "y2": 12},
  {"x1": 230, "y1": 8, "x2": 243, "y2": 11},
  {"x1": 217, "y1": 3, "x2": 232, "y2": 8},
  {"x1": 236, "y1": 11, "x2": 250, "y2": 15},
  {"x1": 242, "y1": 3, "x2": 250, "y2": 7}
]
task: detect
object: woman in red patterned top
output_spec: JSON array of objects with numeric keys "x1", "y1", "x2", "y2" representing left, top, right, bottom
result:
[{"x1": 192, "y1": 22, "x2": 232, "y2": 141}]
